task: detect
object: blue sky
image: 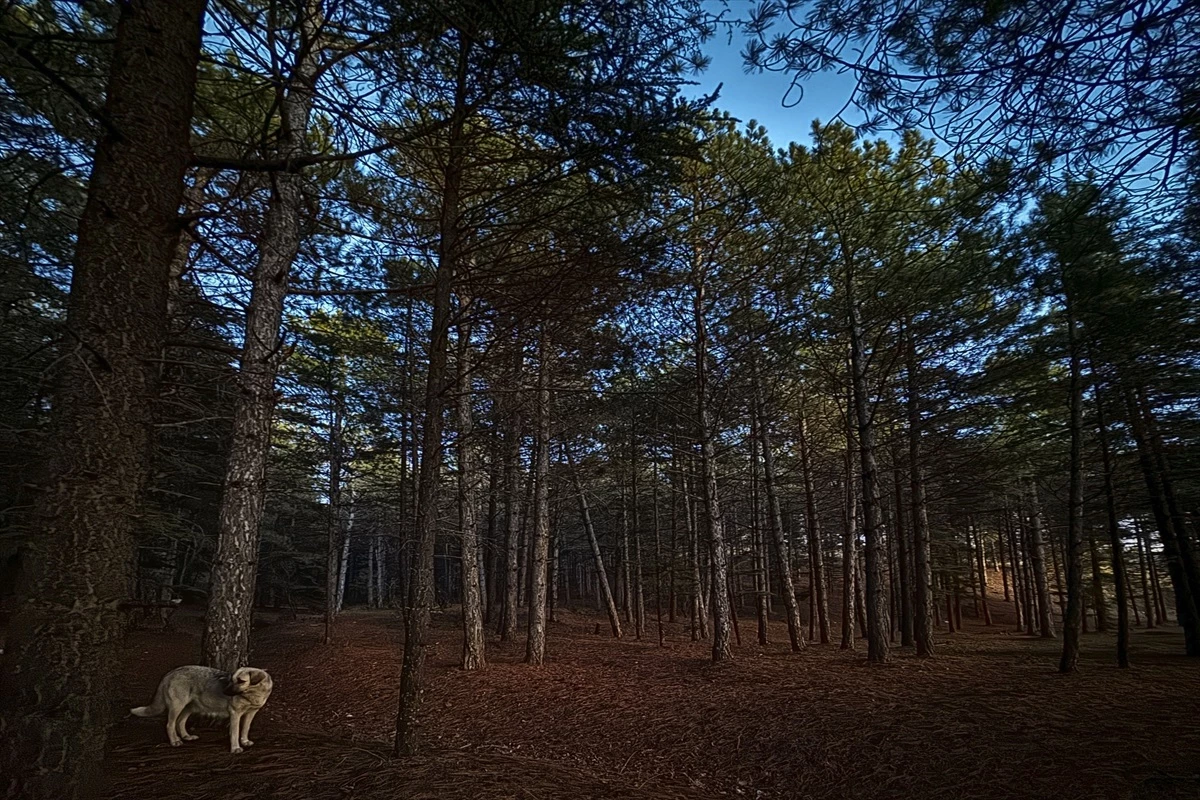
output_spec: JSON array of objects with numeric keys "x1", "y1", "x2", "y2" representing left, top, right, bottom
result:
[{"x1": 686, "y1": 10, "x2": 869, "y2": 151}]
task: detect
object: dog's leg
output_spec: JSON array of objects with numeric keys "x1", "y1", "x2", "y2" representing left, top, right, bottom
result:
[
  {"x1": 228, "y1": 711, "x2": 244, "y2": 754},
  {"x1": 165, "y1": 705, "x2": 183, "y2": 747},
  {"x1": 239, "y1": 708, "x2": 260, "y2": 747},
  {"x1": 176, "y1": 709, "x2": 199, "y2": 741}
]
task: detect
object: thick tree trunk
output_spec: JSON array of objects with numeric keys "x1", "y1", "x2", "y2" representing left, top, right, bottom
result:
[
  {"x1": 395, "y1": 38, "x2": 468, "y2": 755},
  {"x1": 457, "y1": 313, "x2": 485, "y2": 670},
  {"x1": 756, "y1": 382, "x2": 805, "y2": 650},
  {"x1": 0, "y1": 4, "x2": 205, "y2": 795},
  {"x1": 904, "y1": 325, "x2": 935, "y2": 657},
  {"x1": 204, "y1": 3, "x2": 322, "y2": 671},
  {"x1": 525, "y1": 333, "x2": 552, "y2": 665},
  {"x1": 694, "y1": 278, "x2": 732, "y2": 661}
]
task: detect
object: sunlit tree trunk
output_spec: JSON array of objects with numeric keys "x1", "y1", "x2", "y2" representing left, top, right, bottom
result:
[{"x1": 0, "y1": 4, "x2": 206, "y2": 795}]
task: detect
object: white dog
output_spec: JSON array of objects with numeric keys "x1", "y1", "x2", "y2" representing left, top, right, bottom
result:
[{"x1": 131, "y1": 665, "x2": 273, "y2": 753}]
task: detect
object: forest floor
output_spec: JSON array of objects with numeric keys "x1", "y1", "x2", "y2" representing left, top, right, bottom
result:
[{"x1": 99, "y1": 602, "x2": 1200, "y2": 800}]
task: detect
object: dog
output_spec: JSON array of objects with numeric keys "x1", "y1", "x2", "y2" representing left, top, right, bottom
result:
[{"x1": 131, "y1": 665, "x2": 273, "y2": 754}]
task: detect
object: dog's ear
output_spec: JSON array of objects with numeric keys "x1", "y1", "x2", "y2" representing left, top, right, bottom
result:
[{"x1": 249, "y1": 670, "x2": 266, "y2": 685}]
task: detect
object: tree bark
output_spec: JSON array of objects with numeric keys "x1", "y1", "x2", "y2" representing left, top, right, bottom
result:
[
  {"x1": 525, "y1": 331, "x2": 552, "y2": 665},
  {"x1": 970, "y1": 519, "x2": 992, "y2": 626},
  {"x1": 798, "y1": 396, "x2": 830, "y2": 644},
  {"x1": 497, "y1": 342, "x2": 524, "y2": 640},
  {"x1": 893, "y1": 465, "x2": 914, "y2": 645},
  {"x1": 565, "y1": 444, "x2": 622, "y2": 637},
  {"x1": 693, "y1": 276, "x2": 732, "y2": 661},
  {"x1": 1126, "y1": 388, "x2": 1200, "y2": 654},
  {"x1": 1094, "y1": 381, "x2": 1129, "y2": 666},
  {"x1": 1058, "y1": 295, "x2": 1086, "y2": 673},
  {"x1": 204, "y1": 2, "x2": 323, "y2": 671},
  {"x1": 1026, "y1": 484, "x2": 1057, "y2": 639},
  {"x1": 394, "y1": 35, "x2": 469, "y2": 756},
  {"x1": 904, "y1": 324, "x2": 935, "y2": 657},
  {"x1": 457, "y1": 311, "x2": 485, "y2": 670},
  {"x1": 848, "y1": 298, "x2": 890, "y2": 663},
  {"x1": 756, "y1": 379, "x2": 805, "y2": 650},
  {"x1": 0, "y1": 4, "x2": 205, "y2": 796},
  {"x1": 841, "y1": 437, "x2": 858, "y2": 650}
]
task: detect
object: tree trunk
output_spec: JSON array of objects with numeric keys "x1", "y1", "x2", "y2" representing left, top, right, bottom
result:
[
  {"x1": 841, "y1": 438, "x2": 858, "y2": 650},
  {"x1": 204, "y1": 3, "x2": 323, "y2": 671},
  {"x1": 525, "y1": 332, "x2": 552, "y2": 665},
  {"x1": 1135, "y1": 521, "x2": 1156, "y2": 628},
  {"x1": 498, "y1": 344, "x2": 523, "y2": 640},
  {"x1": 798, "y1": 396, "x2": 830, "y2": 644},
  {"x1": 693, "y1": 276, "x2": 732, "y2": 661},
  {"x1": 1087, "y1": 528, "x2": 1108, "y2": 632},
  {"x1": 457, "y1": 312, "x2": 485, "y2": 670},
  {"x1": 1058, "y1": 296, "x2": 1086, "y2": 673},
  {"x1": 0, "y1": 4, "x2": 205, "y2": 795},
  {"x1": 1125, "y1": 388, "x2": 1200, "y2": 653},
  {"x1": 566, "y1": 444, "x2": 622, "y2": 638},
  {"x1": 326, "y1": 397, "x2": 348, "y2": 642},
  {"x1": 395, "y1": 37, "x2": 469, "y2": 756},
  {"x1": 756, "y1": 379, "x2": 805, "y2": 650},
  {"x1": 971, "y1": 519, "x2": 992, "y2": 625},
  {"x1": 893, "y1": 465, "x2": 914, "y2": 645},
  {"x1": 848, "y1": 301, "x2": 890, "y2": 663},
  {"x1": 336, "y1": 504, "x2": 355, "y2": 613},
  {"x1": 1027, "y1": 484, "x2": 1057, "y2": 639},
  {"x1": 1094, "y1": 380, "x2": 1129, "y2": 666},
  {"x1": 904, "y1": 324, "x2": 935, "y2": 657},
  {"x1": 632, "y1": 466, "x2": 647, "y2": 641}
]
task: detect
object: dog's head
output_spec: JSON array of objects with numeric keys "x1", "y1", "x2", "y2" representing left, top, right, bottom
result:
[{"x1": 224, "y1": 667, "x2": 271, "y2": 696}]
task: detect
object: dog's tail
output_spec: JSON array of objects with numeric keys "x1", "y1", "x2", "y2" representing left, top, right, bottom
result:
[{"x1": 130, "y1": 682, "x2": 166, "y2": 717}]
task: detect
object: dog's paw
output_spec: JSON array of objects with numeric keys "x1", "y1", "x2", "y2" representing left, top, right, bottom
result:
[
  {"x1": 240, "y1": 739, "x2": 253, "y2": 747},
  {"x1": 230, "y1": 746, "x2": 243, "y2": 754},
  {"x1": 181, "y1": 734, "x2": 199, "y2": 741},
  {"x1": 170, "y1": 740, "x2": 182, "y2": 748}
]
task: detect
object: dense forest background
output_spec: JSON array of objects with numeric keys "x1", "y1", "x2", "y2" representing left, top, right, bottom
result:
[{"x1": 0, "y1": 1, "x2": 1198, "y2": 797}]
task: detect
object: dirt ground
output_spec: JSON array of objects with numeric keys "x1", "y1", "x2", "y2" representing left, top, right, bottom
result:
[{"x1": 101, "y1": 603, "x2": 1200, "y2": 800}]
